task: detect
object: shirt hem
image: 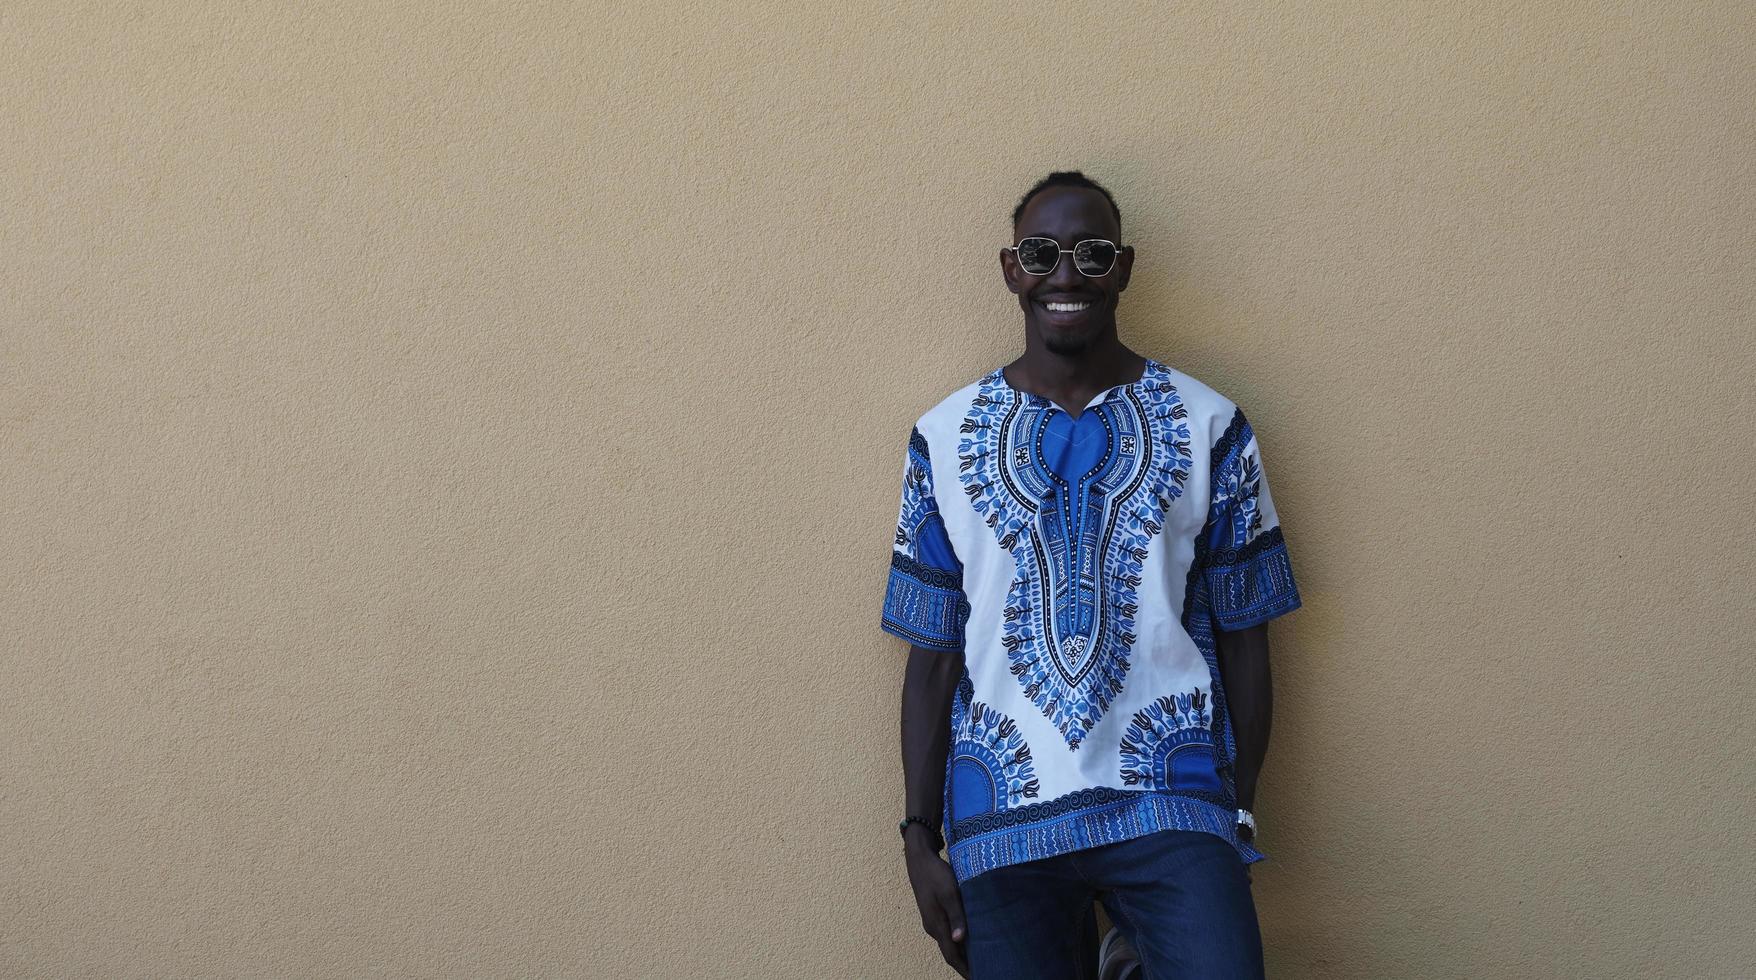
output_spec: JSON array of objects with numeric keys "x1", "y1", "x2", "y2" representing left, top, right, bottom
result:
[
  {"x1": 880, "y1": 617, "x2": 962, "y2": 652},
  {"x1": 1207, "y1": 536, "x2": 1303, "y2": 631},
  {"x1": 947, "y1": 789, "x2": 1266, "y2": 882},
  {"x1": 881, "y1": 564, "x2": 967, "y2": 650},
  {"x1": 1215, "y1": 590, "x2": 1303, "y2": 631}
]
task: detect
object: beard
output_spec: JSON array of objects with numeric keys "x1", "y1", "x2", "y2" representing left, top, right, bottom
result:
[
  {"x1": 1042, "y1": 321, "x2": 1101, "y2": 356},
  {"x1": 1045, "y1": 334, "x2": 1092, "y2": 356}
]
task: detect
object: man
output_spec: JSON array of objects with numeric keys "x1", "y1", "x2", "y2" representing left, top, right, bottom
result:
[{"x1": 884, "y1": 171, "x2": 1303, "y2": 979}]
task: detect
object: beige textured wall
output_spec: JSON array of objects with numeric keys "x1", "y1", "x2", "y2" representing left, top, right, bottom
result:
[{"x1": 4, "y1": 2, "x2": 1752, "y2": 977}]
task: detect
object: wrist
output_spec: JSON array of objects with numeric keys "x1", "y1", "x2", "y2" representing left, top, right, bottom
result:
[
  {"x1": 900, "y1": 819, "x2": 943, "y2": 854},
  {"x1": 1233, "y1": 777, "x2": 1256, "y2": 814}
]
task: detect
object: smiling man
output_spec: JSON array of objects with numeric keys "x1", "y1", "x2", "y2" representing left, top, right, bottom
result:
[{"x1": 885, "y1": 171, "x2": 1303, "y2": 979}]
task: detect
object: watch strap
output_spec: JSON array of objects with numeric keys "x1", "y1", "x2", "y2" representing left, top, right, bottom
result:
[{"x1": 1235, "y1": 808, "x2": 1257, "y2": 842}]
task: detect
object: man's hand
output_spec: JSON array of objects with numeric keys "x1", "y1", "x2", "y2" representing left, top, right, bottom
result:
[
  {"x1": 899, "y1": 645, "x2": 967, "y2": 975},
  {"x1": 904, "y1": 833, "x2": 968, "y2": 978}
]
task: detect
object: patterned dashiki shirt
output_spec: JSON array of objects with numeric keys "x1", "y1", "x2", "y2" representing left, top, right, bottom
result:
[{"x1": 882, "y1": 358, "x2": 1303, "y2": 882}]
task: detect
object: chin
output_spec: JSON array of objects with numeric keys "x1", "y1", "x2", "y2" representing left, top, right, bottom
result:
[{"x1": 1042, "y1": 326, "x2": 1099, "y2": 357}]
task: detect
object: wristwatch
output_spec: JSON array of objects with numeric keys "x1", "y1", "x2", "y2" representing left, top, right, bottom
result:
[{"x1": 1236, "y1": 809, "x2": 1257, "y2": 843}]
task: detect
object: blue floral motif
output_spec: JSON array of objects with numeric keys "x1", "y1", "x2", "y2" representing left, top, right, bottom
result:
[
  {"x1": 956, "y1": 363, "x2": 1193, "y2": 749},
  {"x1": 945, "y1": 676, "x2": 1041, "y2": 825},
  {"x1": 1214, "y1": 440, "x2": 1264, "y2": 546},
  {"x1": 893, "y1": 428, "x2": 938, "y2": 550},
  {"x1": 1118, "y1": 690, "x2": 1220, "y2": 790}
]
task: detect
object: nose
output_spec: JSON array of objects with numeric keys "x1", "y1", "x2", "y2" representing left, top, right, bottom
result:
[{"x1": 1046, "y1": 248, "x2": 1083, "y2": 289}]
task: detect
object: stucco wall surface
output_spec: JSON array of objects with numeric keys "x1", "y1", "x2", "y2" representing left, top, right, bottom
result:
[{"x1": 3, "y1": 2, "x2": 1752, "y2": 977}]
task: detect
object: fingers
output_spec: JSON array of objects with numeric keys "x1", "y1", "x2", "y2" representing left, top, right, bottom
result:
[
  {"x1": 909, "y1": 856, "x2": 972, "y2": 976},
  {"x1": 944, "y1": 891, "x2": 967, "y2": 943},
  {"x1": 923, "y1": 912, "x2": 969, "y2": 978},
  {"x1": 935, "y1": 931, "x2": 970, "y2": 978},
  {"x1": 938, "y1": 890, "x2": 969, "y2": 976}
]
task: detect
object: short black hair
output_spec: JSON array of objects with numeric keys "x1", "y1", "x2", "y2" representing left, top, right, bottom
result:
[{"x1": 1012, "y1": 171, "x2": 1122, "y2": 236}]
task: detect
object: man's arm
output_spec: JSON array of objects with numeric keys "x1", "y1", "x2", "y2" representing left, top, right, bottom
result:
[
  {"x1": 901, "y1": 644, "x2": 969, "y2": 978},
  {"x1": 1214, "y1": 622, "x2": 1273, "y2": 813}
]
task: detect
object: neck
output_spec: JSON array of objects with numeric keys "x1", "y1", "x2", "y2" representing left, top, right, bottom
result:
[
  {"x1": 1003, "y1": 336, "x2": 1148, "y2": 420},
  {"x1": 1009, "y1": 335, "x2": 1146, "y2": 393}
]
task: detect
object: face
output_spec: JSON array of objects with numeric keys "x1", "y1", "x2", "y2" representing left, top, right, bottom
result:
[{"x1": 1000, "y1": 186, "x2": 1134, "y2": 357}]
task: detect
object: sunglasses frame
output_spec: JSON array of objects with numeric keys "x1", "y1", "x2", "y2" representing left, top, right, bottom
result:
[{"x1": 1007, "y1": 237, "x2": 1121, "y2": 277}]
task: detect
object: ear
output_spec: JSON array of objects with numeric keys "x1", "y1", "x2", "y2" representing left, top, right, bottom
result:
[
  {"x1": 1000, "y1": 247, "x2": 1024, "y2": 294},
  {"x1": 1114, "y1": 245, "x2": 1135, "y2": 292}
]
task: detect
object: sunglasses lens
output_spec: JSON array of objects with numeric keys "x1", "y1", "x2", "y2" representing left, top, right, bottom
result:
[
  {"x1": 1015, "y1": 238, "x2": 1059, "y2": 275},
  {"x1": 1074, "y1": 240, "x2": 1117, "y2": 276}
]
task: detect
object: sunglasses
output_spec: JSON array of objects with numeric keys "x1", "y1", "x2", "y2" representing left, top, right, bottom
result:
[{"x1": 1007, "y1": 237, "x2": 1121, "y2": 277}]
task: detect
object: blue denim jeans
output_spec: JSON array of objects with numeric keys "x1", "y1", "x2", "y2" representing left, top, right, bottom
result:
[{"x1": 955, "y1": 829, "x2": 1264, "y2": 980}]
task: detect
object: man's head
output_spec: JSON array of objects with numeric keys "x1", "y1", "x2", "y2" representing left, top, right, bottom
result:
[{"x1": 1001, "y1": 171, "x2": 1134, "y2": 357}]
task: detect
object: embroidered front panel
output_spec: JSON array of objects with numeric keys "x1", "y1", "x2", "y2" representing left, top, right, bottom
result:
[{"x1": 956, "y1": 364, "x2": 1193, "y2": 749}]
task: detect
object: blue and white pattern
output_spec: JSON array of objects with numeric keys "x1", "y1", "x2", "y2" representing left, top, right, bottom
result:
[
  {"x1": 946, "y1": 677, "x2": 1041, "y2": 826},
  {"x1": 883, "y1": 359, "x2": 1303, "y2": 883},
  {"x1": 1218, "y1": 447, "x2": 1264, "y2": 545},
  {"x1": 946, "y1": 786, "x2": 1248, "y2": 881},
  {"x1": 882, "y1": 427, "x2": 968, "y2": 651},
  {"x1": 1118, "y1": 691, "x2": 1222, "y2": 793},
  {"x1": 955, "y1": 362, "x2": 1193, "y2": 750},
  {"x1": 894, "y1": 429, "x2": 939, "y2": 549},
  {"x1": 1202, "y1": 411, "x2": 1301, "y2": 632}
]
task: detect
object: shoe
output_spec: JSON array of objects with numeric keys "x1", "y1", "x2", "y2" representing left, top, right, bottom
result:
[{"x1": 1097, "y1": 925, "x2": 1141, "y2": 980}]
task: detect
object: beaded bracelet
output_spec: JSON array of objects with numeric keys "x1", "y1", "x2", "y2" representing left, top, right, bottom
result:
[{"x1": 898, "y1": 815, "x2": 944, "y2": 851}]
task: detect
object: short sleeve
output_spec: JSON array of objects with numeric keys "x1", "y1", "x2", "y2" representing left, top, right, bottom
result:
[
  {"x1": 880, "y1": 426, "x2": 968, "y2": 651},
  {"x1": 1203, "y1": 409, "x2": 1303, "y2": 631}
]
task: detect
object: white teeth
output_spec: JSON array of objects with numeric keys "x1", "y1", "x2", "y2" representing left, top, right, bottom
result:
[{"x1": 1045, "y1": 301, "x2": 1092, "y2": 312}]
